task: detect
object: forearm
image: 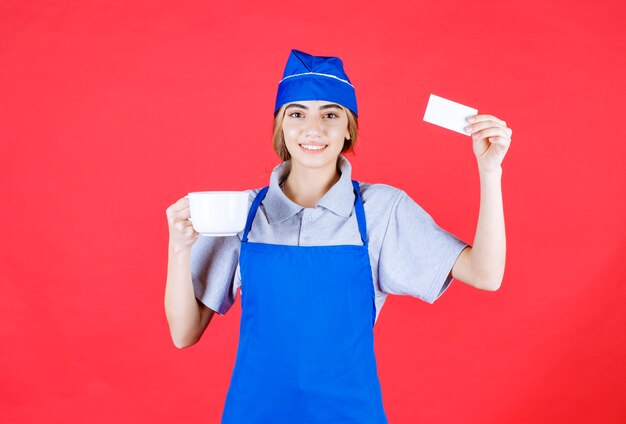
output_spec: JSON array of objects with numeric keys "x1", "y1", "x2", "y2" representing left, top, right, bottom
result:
[
  {"x1": 164, "y1": 243, "x2": 203, "y2": 348},
  {"x1": 470, "y1": 167, "x2": 506, "y2": 289}
]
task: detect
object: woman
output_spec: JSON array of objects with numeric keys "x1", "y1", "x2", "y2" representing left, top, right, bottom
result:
[{"x1": 164, "y1": 49, "x2": 512, "y2": 423}]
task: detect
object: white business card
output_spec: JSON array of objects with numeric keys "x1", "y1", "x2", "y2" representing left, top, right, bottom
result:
[{"x1": 423, "y1": 94, "x2": 478, "y2": 136}]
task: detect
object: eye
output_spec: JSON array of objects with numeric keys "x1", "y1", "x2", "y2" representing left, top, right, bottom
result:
[
  {"x1": 288, "y1": 112, "x2": 303, "y2": 118},
  {"x1": 325, "y1": 112, "x2": 339, "y2": 119}
]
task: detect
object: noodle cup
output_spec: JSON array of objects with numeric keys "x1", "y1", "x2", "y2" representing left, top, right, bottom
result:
[{"x1": 187, "y1": 191, "x2": 249, "y2": 236}]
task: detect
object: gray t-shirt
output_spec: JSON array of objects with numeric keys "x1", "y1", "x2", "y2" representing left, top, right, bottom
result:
[{"x1": 191, "y1": 155, "x2": 470, "y2": 324}]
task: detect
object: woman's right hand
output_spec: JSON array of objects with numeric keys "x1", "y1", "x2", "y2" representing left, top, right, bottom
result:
[
  {"x1": 164, "y1": 196, "x2": 211, "y2": 348},
  {"x1": 166, "y1": 196, "x2": 199, "y2": 251}
]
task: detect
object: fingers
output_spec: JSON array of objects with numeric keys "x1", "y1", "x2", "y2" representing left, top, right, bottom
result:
[
  {"x1": 174, "y1": 217, "x2": 195, "y2": 233},
  {"x1": 466, "y1": 120, "x2": 512, "y2": 135},
  {"x1": 485, "y1": 135, "x2": 511, "y2": 148},
  {"x1": 165, "y1": 196, "x2": 190, "y2": 216},
  {"x1": 167, "y1": 210, "x2": 191, "y2": 227},
  {"x1": 465, "y1": 115, "x2": 513, "y2": 145},
  {"x1": 172, "y1": 218, "x2": 199, "y2": 244},
  {"x1": 166, "y1": 196, "x2": 194, "y2": 233},
  {"x1": 471, "y1": 127, "x2": 512, "y2": 143},
  {"x1": 166, "y1": 197, "x2": 191, "y2": 218},
  {"x1": 468, "y1": 114, "x2": 507, "y2": 126},
  {"x1": 165, "y1": 196, "x2": 199, "y2": 249},
  {"x1": 166, "y1": 205, "x2": 190, "y2": 220},
  {"x1": 464, "y1": 120, "x2": 513, "y2": 133}
]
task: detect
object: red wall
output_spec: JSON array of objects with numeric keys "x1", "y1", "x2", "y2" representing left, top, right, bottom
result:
[{"x1": 2, "y1": 1, "x2": 625, "y2": 423}]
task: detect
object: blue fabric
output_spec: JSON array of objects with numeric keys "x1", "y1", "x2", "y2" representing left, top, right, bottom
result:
[
  {"x1": 221, "y1": 180, "x2": 388, "y2": 424},
  {"x1": 274, "y1": 49, "x2": 358, "y2": 117}
]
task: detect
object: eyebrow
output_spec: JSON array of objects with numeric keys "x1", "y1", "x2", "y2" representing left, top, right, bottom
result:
[{"x1": 285, "y1": 103, "x2": 343, "y2": 111}]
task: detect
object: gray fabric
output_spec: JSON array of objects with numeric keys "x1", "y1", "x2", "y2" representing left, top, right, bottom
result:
[{"x1": 190, "y1": 155, "x2": 469, "y2": 324}]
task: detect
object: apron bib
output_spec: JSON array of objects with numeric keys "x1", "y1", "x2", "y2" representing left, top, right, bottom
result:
[{"x1": 221, "y1": 180, "x2": 388, "y2": 424}]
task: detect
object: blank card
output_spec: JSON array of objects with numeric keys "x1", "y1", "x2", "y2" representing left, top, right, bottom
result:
[{"x1": 423, "y1": 94, "x2": 477, "y2": 136}]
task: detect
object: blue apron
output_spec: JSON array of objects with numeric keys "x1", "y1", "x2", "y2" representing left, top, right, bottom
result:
[{"x1": 221, "y1": 180, "x2": 388, "y2": 424}]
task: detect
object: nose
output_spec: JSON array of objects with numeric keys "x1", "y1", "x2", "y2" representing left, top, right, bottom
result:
[{"x1": 303, "y1": 116, "x2": 323, "y2": 136}]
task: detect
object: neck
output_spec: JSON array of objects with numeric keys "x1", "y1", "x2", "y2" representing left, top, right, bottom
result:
[{"x1": 283, "y1": 157, "x2": 341, "y2": 208}]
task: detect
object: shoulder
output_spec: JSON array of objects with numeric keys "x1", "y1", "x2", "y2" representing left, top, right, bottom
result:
[
  {"x1": 357, "y1": 181, "x2": 433, "y2": 223},
  {"x1": 355, "y1": 182, "x2": 408, "y2": 232},
  {"x1": 357, "y1": 182, "x2": 405, "y2": 207}
]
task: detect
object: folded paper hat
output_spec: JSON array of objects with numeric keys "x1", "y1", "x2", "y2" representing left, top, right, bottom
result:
[{"x1": 274, "y1": 49, "x2": 358, "y2": 117}]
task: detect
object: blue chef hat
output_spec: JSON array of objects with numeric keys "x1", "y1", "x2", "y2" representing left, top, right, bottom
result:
[{"x1": 274, "y1": 49, "x2": 358, "y2": 118}]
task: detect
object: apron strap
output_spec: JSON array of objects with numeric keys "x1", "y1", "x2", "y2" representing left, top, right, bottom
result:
[
  {"x1": 351, "y1": 180, "x2": 368, "y2": 246},
  {"x1": 242, "y1": 186, "x2": 269, "y2": 243},
  {"x1": 242, "y1": 180, "x2": 368, "y2": 246}
]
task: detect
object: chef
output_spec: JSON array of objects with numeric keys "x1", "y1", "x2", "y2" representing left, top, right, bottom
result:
[{"x1": 164, "y1": 48, "x2": 512, "y2": 424}]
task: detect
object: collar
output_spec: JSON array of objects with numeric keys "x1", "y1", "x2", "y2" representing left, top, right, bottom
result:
[{"x1": 263, "y1": 155, "x2": 357, "y2": 224}]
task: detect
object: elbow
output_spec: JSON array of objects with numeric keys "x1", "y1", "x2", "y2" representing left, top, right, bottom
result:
[
  {"x1": 473, "y1": 270, "x2": 504, "y2": 292},
  {"x1": 478, "y1": 274, "x2": 503, "y2": 291},
  {"x1": 173, "y1": 341, "x2": 192, "y2": 350},
  {"x1": 166, "y1": 316, "x2": 202, "y2": 349},
  {"x1": 171, "y1": 333, "x2": 200, "y2": 349},
  {"x1": 165, "y1": 305, "x2": 205, "y2": 349},
  {"x1": 467, "y1": 252, "x2": 505, "y2": 292},
  {"x1": 482, "y1": 280, "x2": 502, "y2": 291}
]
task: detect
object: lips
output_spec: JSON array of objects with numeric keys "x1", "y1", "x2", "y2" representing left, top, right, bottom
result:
[{"x1": 299, "y1": 143, "x2": 328, "y2": 152}]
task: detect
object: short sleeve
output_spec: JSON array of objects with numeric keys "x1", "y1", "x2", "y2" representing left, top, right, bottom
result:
[
  {"x1": 190, "y1": 234, "x2": 241, "y2": 316},
  {"x1": 378, "y1": 190, "x2": 470, "y2": 304}
]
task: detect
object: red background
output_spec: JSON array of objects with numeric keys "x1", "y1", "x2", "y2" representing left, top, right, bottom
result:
[{"x1": 2, "y1": 1, "x2": 625, "y2": 423}]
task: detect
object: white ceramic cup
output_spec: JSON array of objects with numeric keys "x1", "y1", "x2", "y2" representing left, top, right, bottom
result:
[{"x1": 187, "y1": 191, "x2": 249, "y2": 236}]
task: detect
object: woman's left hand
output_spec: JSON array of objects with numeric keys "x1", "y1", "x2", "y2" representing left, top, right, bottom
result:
[{"x1": 464, "y1": 114, "x2": 513, "y2": 173}]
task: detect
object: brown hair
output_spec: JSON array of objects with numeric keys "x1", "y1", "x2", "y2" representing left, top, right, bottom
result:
[{"x1": 271, "y1": 103, "x2": 359, "y2": 162}]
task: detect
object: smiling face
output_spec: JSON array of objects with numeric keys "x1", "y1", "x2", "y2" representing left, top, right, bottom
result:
[{"x1": 281, "y1": 100, "x2": 351, "y2": 170}]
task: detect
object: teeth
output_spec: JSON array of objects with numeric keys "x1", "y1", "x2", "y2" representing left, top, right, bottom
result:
[{"x1": 301, "y1": 144, "x2": 326, "y2": 150}]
